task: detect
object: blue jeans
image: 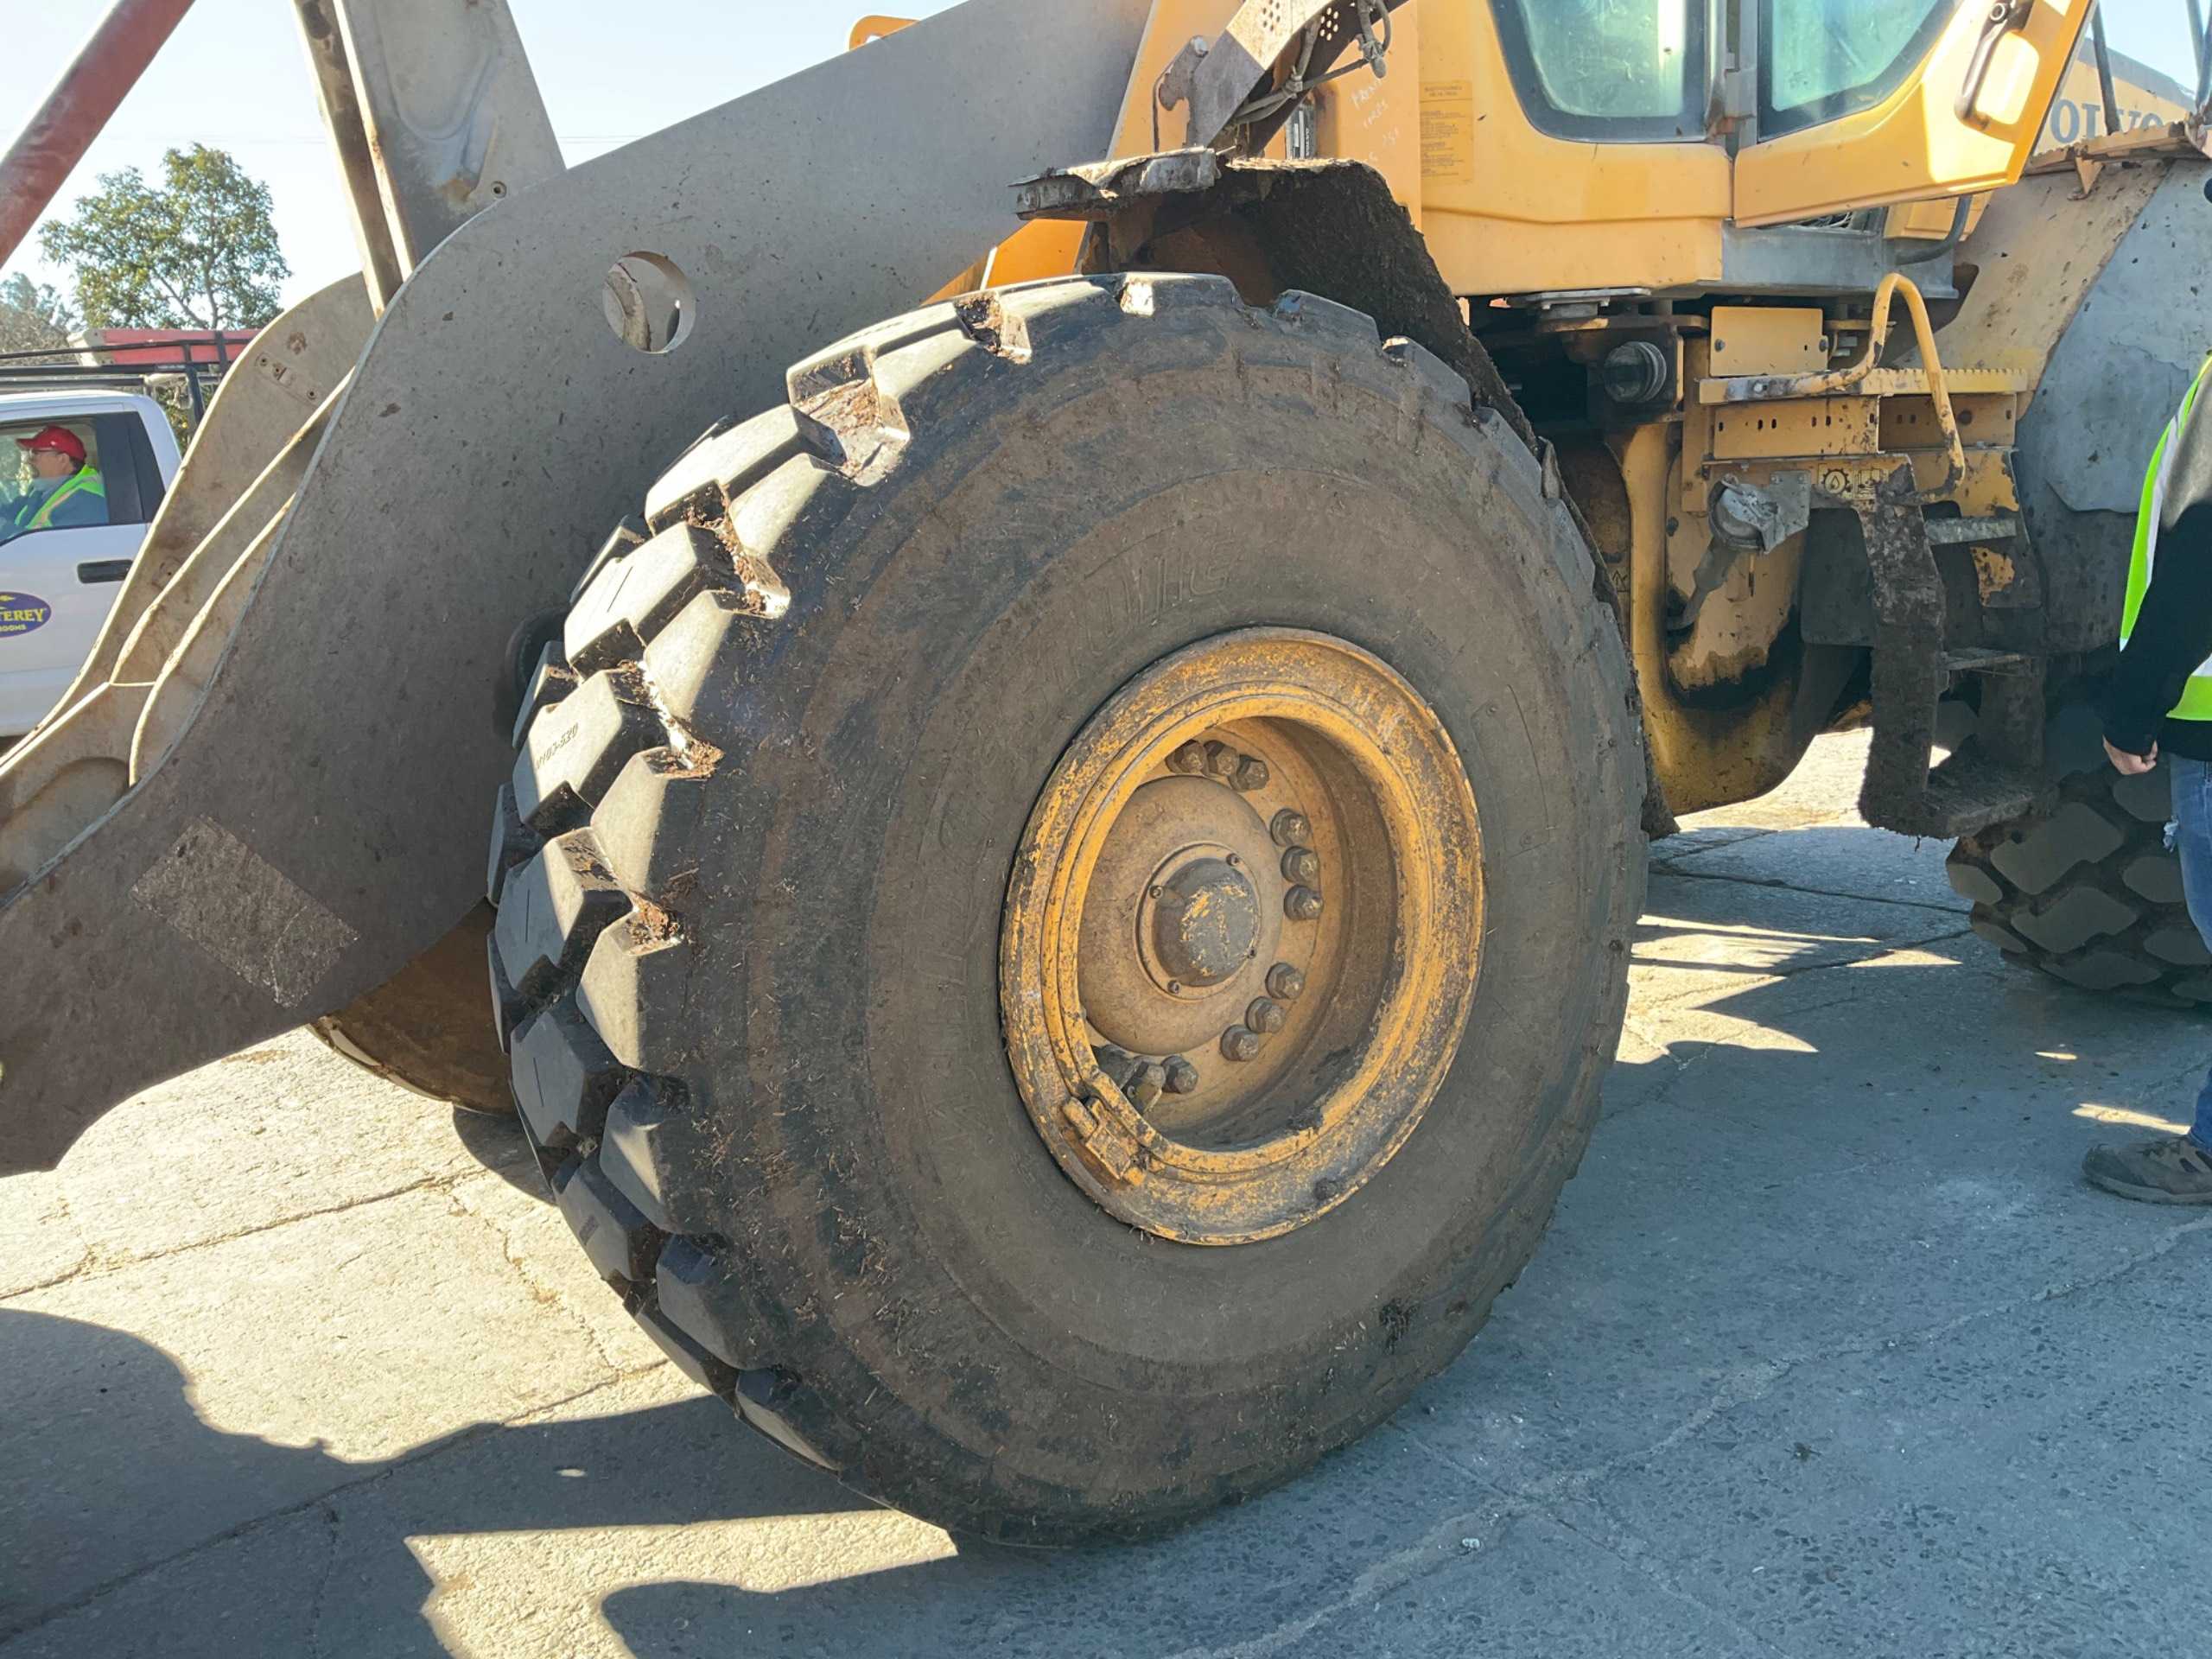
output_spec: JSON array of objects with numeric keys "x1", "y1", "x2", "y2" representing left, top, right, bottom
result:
[{"x1": 2169, "y1": 756, "x2": 2212, "y2": 1147}]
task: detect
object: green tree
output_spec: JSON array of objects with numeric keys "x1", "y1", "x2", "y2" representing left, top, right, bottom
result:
[
  {"x1": 0, "y1": 274, "x2": 78, "y2": 361},
  {"x1": 39, "y1": 144, "x2": 288, "y2": 334}
]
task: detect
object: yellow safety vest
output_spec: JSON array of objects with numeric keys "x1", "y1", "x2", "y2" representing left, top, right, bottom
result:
[
  {"x1": 21, "y1": 464, "x2": 105, "y2": 533},
  {"x1": 2122, "y1": 357, "x2": 2212, "y2": 721}
]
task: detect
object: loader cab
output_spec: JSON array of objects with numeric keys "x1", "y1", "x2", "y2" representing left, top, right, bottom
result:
[{"x1": 1418, "y1": 0, "x2": 2098, "y2": 300}]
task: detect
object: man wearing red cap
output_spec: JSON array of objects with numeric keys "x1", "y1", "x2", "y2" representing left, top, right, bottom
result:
[{"x1": 7, "y1": 426, "x2": 105, "y2": 537}]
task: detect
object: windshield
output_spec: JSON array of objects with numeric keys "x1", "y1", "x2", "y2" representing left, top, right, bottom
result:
[
  {"x1": 1760, "y1": 0, "x2": 1957, "y2": 137},
  {"x1": 1489, "y1": 0, "x2": 1711, "y2": 142},
  {"x1": 1761, "y1": 0, "x2": 2206, "y2": 143}
]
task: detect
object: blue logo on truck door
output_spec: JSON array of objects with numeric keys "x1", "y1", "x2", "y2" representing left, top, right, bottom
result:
[{"x1": 0, "y1": 594, "x2": 53, "y2": 639}]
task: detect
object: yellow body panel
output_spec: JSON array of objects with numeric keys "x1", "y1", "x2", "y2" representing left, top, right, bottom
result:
[{"x1": 1414, "y1": 2, "x2": 1727, "y2": 296}]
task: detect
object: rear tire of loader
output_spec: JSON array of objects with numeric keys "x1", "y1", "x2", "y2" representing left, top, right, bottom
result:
[
  {"x1": 1947, "y1": 702, "x2": 2212, "y2": 1003},
  {"x1": 486, "y1": 275, "x2": 1646, "y2": 1541}
]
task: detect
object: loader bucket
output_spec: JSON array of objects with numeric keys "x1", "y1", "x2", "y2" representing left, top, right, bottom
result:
[{"x1": 0, "y1": 0, "x2": 1154, "y2": 1173}]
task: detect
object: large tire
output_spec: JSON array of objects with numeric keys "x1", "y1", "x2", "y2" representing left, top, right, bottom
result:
[
  {"x1": 486, "y1": 275, "x2": 1645, "y2": 1541},
  {"x1": 1948, "y1": 704, "x2": 2212, "y2": 1001}
]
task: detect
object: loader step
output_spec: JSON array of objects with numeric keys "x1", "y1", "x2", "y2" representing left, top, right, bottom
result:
[{"x1": 1908, "y1": 750, "x2": 2041, "y2": 840}]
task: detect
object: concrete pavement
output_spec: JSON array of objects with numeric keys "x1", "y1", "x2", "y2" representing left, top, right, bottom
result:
[{"x1": 6, "y1": 733, "x2": 2209, "y2": 1658}]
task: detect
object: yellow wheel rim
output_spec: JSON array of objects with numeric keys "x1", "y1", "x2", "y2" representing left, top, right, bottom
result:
[{"x1": 1001, "y1": 629, "x2": 1484, "y2": 1245}]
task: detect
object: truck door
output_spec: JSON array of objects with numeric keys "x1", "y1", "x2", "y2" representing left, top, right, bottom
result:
[
  {"x1": 1734, "y1": 0, "x2": 2099, "y2": 226},
  {"x1": 0, "y1": 413, "x2": 160, "y2": 738}
]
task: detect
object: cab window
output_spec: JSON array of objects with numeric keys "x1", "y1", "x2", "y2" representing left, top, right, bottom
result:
[
  {"x1": 0, "y1": 419, "x2": 114, "y2": 545},
  {"x1": 1761, "y1": 0, "x2": 1957, "y2": 137},
  {"x1": 1489, "y1": 0, "x2": 1711, "y2": 142}
]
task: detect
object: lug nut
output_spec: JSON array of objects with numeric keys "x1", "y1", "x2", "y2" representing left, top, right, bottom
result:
[
  {"x1": 1127, "y1": 1061, "x2": 1166, "y2": 1110},
  {"x1": 1232, "y1": 756, "x2": 1270, "y2": 792},
  {"x1": 1247, "y1": 997, "x2": 1286, "y2": 1035},
  {"x1": 1168, "y1": 741, "x2": 1209, "y2": 775},
  {"x1": 1221, "y1": 1026, "x2": 1263, "y2": 1063},
  {"x1": 1271, "y1": 809, "x2": 1313, "y2": 847},
  {"x1": 1281, "y1": 846, "x2": 1321, "y2": 886},
  {"x1": 1205, "y1": 741, "x2": 1242, "y2": 781},
  {"x1": 1093, "y1": 1044, "x2": 1140, "y2": 1080},
  {"x1": 1267, "y1": 962, "x2": 1306, "y2": 1001},
  {"x1": 1286, "y1": 887, "x2": 1325, "y2": 922},
  {"x1": 1164, "y1": 1056, "x2": 1201, "y2": 1095}
]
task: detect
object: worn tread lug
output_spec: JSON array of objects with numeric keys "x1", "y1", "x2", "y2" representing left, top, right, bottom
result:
[
  {"x1": 655, "y1": 1236, "x2": 772, "y2": 1371},
  {"x1": 557, "y1": 1156, "x2": 664, "y2": 1287},
  {"x1": 511, "y1": 645, "x2": 579, "y2": 752},
  {"x1": 594, "y1": 748, "x2": 712, "y2": 899},
  {"x1": 645, "y1": 406, "x2": 842, "y2": 531},
  {"x1": 491, "y1": 830, "x2": 631, "y2": 1004},
  {"x1": 509, "y1": 995, "x2": 628, "y2": 1151},
  {"x1": 512, "y1": 670, "x2": 664, "y2": 835},
  {"x1": 486, "y1": 782, "x2": 538, "y2": 909},
  {"x1": 577, "y1": 914, "x2": 693, "y2": 1073},
  {"x1": 601, "y1": 1077, "x2": 720, "y2": 1234},
  {"x1": 633, "y1": 1293, "x2": 740, "y2": 1396}
]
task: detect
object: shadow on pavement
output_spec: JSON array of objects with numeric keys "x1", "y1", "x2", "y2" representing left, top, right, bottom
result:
[
  {"x1": 444, "y1": 1103, "x2": 546, "y2": 1198},
  {"x1": 0, "y1": 1310, "x2": 870, "y2": 1654},
  {"x1": 10, "y1": 823, "x2": 2197, "y2": 1658}
]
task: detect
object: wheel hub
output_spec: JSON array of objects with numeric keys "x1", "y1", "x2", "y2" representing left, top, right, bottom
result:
[{"x1": 1001, "y1": 628, "x2": 1484, "y2": 1246}]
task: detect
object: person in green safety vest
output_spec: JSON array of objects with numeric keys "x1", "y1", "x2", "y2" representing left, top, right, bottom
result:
[
  {"x1": 2084, "y1": 353, "x2": 2212, "y2": 1203},
  {"x1": 5, "y1": 425, "x2": 106, "y2": 537}
]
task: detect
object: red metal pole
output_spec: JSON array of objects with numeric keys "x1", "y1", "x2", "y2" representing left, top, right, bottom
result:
[{"x1": 0, "y1": 0, "x2": 199, "y2": 271}]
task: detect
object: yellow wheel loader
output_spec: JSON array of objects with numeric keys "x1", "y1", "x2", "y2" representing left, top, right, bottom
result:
[{"x1": 3, "y1": 0, "x2": 2209, "y2": 1541}]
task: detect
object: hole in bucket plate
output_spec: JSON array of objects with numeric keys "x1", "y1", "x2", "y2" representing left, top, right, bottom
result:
[{"x1": 601, "y1": 252, "x2": 695, "y2": 355}]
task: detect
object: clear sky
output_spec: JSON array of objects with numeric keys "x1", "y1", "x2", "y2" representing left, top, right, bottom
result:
[
  {"x1": 4, "y1": 0, "x2": 2208, "y2": 316},
  {"x1": 1, "y1": 0, "x2": 959, "y2": 309}
]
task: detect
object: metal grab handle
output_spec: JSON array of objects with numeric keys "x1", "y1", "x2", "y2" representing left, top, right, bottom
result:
[{"x1": 1956, "y1": 0, "x2": 2037, "y2": 123}]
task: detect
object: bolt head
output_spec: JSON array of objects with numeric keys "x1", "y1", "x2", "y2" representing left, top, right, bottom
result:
[
  {"x1": 1168, "y1": 741, "x2": 1209, "y2": 775},
  {"x1": 1205, "y1": 741, "x2": 1242, "y2": 780},
  {"x1": 1266, "y1": 961, "x2": 1306, "y2": 1001},
  {"x1": 1271, "y1": 809, "x2": 1313, "y2": 848},
  {"x1": 1247, "y1": 997, "x2": 1287, "y2": 1035},
  {"x1": 1232, "y1": 756, "x2": 1270, "y2": 792},
  {"x1": 1163, "y1": 1056, "x2": 1201, "y2": 1095},
  {"x1": 1281, "y1": 846, "x2": 1321, "y2": 886},
  {"x1": 1286, "y1": 886, "x2": 1325, "y2": 922},
  {"x1": 1221, "y1": 1025, "x2": 1263, "y2": 1063},
  {"x1": 1127, "y1": 1062, "x2": 1166, "y2": 1109}
]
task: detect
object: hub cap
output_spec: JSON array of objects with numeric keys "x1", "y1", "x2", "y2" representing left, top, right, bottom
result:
[{"x1": 1001, "y1": 629, "x2": 1485, "y2": 1245}]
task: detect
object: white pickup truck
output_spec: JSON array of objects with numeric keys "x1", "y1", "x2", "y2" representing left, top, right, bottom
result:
[{"x1": 0, "y1": 389, "x2": 181, "y2": 740}]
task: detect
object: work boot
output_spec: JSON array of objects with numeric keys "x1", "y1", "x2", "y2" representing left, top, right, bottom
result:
[{"x1": 2082, "y1": 1135, "x2": 2212, "y2": 1205}]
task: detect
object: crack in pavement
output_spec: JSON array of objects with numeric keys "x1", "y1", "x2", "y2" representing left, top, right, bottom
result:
[
  {"x1": 1508, "y1": 1208, "x2": 2212, "y2": 1513},
  {"x1": 1178, "y1": 1210, "x2": 2212, "y2": 1659},
  {"x1": 0, "y1": 1366, "x2": 664, "y2": 1649},
  {"x1": 0, "y1": 1166, "x2": 525, "y2": 1305},
  {"x1": 442, "y1": 1178, "x2": 667, "y2": 1381},
  {"x1": 1654, "y1": 863, "x2": 1970, "y2": 918},
  {"x1": 1627, "y1": 926, "x2": 1977, "y2": 1024},
  {"x1": 1163, "y1": 1423, "x2": 1800, "y2": 1659},
  {"x1": 302, "y1": 1503, "x2": 342, "y2": 1659}
]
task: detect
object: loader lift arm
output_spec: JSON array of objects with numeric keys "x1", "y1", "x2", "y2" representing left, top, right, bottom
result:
[
  {"x1": 0, "y1": 0, "x2": 1176, "y2": 1173},
  {"x1": 0, "y1": 0, "x2": 1420, "y2": 1175}
]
